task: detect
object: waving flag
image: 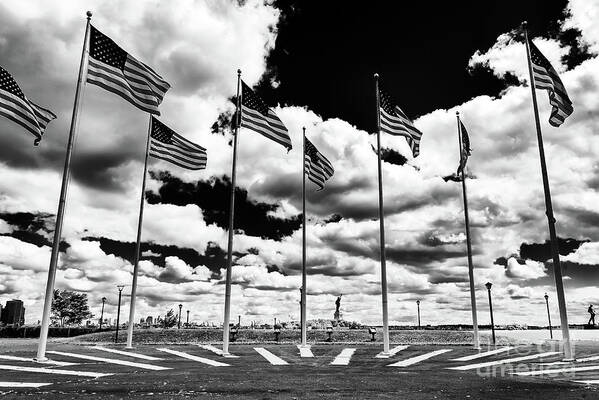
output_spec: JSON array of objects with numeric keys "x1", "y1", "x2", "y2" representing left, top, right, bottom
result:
[
  {"x1": 528, "y1": 40, "x2": 573, "y2": 127},
  {"x1": 379, "y1": 87, "x2": 423, "y2": 157},
  {"x1": 457, "y1": 120, "x2": 471, "y2": 175},
  {"x1": 87, "y1": 26, "x2": 170, "y2": 115},
  {"x1": 0, "y1": 66, "x2": 56, "y2": 145},
  {"x1": 305, "y1": 137, "x2": 334, "y2": 190},
  {"x1": 240, "y1": 81, "x2": 292, "y2": 150},
  {"x1": 149, "y1": 117, "x2": 206, "y2": 170}
]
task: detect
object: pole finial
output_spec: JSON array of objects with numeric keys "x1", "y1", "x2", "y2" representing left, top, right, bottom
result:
[
  {"x1": 522, "y1": 20, "x2": 528, "y2": 29},
  {"x1": 237, "y1": 69, "x2": 241, "y2": 76},
  {"x1": 374, "y1": 73, "x2": 379, "y2": 79},
  {"x1": 86, "y1": 11, "x2": 93, "y2": 19},
  {"x1": 456, "y1": 110, "x2": 460, "y2": 116}
]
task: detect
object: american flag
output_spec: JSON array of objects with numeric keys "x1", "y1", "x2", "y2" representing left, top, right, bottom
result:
[
  {"x1": 379, "y1": 87, "x2": 423, "y2": 157},
  {"x1": 240, "y1": 81, "x2": 292, "y2": 150},
  {"x1": 0, "y1": 66, "x2": 56, "y2": 145},
  {"x1": 86, "y1": 26, "x2": 170, "y2": 115},
  {"x1": 305, "y1": 137, "x2": 334, "y2": 191},
  {"x1": 457, "y1": 120, "x2": 471, "y2": 175},
  {"x1": 529, "y1": 40, "x2": 573, "y2": 127},
  {"x1": 149, "y1": 116, "x2": 207, "y2": 170}
]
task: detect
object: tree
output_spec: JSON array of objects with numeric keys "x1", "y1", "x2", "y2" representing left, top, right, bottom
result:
[
  {"x1": 51, "y1": 289, "x2": 93, "y2": 327},
  {"x1": 164, "y1": 309, "x2": 177, "y2": 328}
]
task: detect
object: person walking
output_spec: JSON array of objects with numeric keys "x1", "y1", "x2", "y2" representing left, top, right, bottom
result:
[{"x1": 588, "y1": 304, "x2": 596, "y2": 326}]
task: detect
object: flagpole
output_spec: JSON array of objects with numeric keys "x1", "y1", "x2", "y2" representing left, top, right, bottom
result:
[
  {"x1": 374, "y1": 73, "x2": 390, "y2": 355},
  {"x1": 35, "y1": 11, "x2": 92, "y2": 362},
  {"x1": 456, "y1": 112, "x2": 480, "y2": 349},
  {"x1": 222, "y1": 69, "x2": 242, "y2": 356},
  {"x1": 301, "y1": 127, "x2": 308, "y2": 347},
  {"x1": 125, "y1": 116, "x2": 152, "y2": 349},
  {"x1": 523, "y1": 22, "x2": 573, "y2": 360}
]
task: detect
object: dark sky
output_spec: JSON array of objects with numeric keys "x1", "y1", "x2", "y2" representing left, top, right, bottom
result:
[{"x1": 256, "y1": 0, "x2": 569, "y2": 132}]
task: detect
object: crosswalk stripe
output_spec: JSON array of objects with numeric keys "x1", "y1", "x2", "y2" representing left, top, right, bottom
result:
[
  {"x1": 376, "y1": 345, "x2": 409, "y2": 358},
  {"x1": 388, "y1": 349, "x2": 452, "y2": 367},
  {"x1": 0, "y1": 355, "x2": 76, "y2": 367},
  {"x1": 0, "y1": 365, "x2": 111, "y2": 378},
  {"x1": 197, "y1": 344, "x2": 239, "y2": 358},
  {"x1": 254, "y1": 348, "x2": 288, "y2": 365},
  {"x1": 513, "y1": 364, "x2": 599, "y2": 376},
  {"x1": 448, "y1": 351, "x2": 560, "y2": 371},
  {"x1": 46, "y1": 350, "x2": 170, "y2": 371},
  {"x1": 450, "y1": 347, "x2": 516, "y2": 361},
  {"x1": 331, "y1": 348, "x2": 356, "y2": 365},
  {"x1": 0, "y1": 382, "x2": 53, "y2": 388},
  {"x1": 156, "y1": 348, "x2": 229, "y2": 366},
  {"x1": 577, "y1": 355, "x2": 599, "y2": 362},
  {"x1": 297, "y1": 345, "x2": 314, "y2": 358},
  {"x1": 90, "y1": 346, "x2": 162, "y2": 361}
]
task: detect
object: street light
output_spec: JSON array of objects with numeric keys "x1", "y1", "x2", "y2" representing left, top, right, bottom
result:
[
  {"x1": 485, "y1": 282, "x2": 495, "y2": 345},
  {"x1": 416, "y1": 300, "x2": 421, "y2": 329},
  {"x1": 99, "y1": 297, "x2": 106, "y2": 331},
  {"x1": 178, "y1": 304, "x2": 183, "y2": 329},
  {"x1": 115, "y1": 285, "x2": 125, "y2": 344},
  {"x1": 544, "y1": 293, "x2": 553, "y2": 339}
]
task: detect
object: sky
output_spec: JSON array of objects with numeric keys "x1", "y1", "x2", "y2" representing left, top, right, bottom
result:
[{"x1": 0, "y1": 0, "x2": 598, "y2": 327}]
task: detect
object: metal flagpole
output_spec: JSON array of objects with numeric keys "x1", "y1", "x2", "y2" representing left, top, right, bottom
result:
[
  {"x1": 35, "y1": 11, "x2": 93, "y2": 362},
  {"x1": 523, "y1": 22, "x2": 573, "y2": 360},
  {"x1": 374, "y1": 73, "x2": 390, "y2": 355},
  {"x1": 301, "y1": 127, "x2": 307, "y2": 347},
  {"x1": 125, "y1": 116, "x2": 152, "y2": 349},
  {"x1": 222, "y1": 69, "x2": 242, "y2": 356},
  {"x1": 456, "y1": 112, "x2": 480, "y2": 349}
]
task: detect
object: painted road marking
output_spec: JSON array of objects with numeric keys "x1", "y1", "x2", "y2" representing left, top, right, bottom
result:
[
  {"x1": 577, "y1": 355, "x2": 599, "y2": 362},
  {"x1": 0, "y1": 355, "x2": 76, "y2": 367},
  {"x1": 575, "y1": 380, "x2": 599, "y2": 385},
  {"x1": 254, "y1": 348, "x2": 288, "y2": 365},
  {"x1": 156, "y1": 348, "x2": 229, "y2": 366},
  {"x1": 450, "y1": 347, "x2": 516, "y2": 362},
  {"x1": 448, "y1": 351, "x2": 560, "y2": 371},
  {"x1": 197, "y1": 344, "x2": 239, "y2": 358},
  {"x1": 376, "y1": 345, "x2": 409, "y2": 358},
  {"x1": 47, "y1": 350, "x2": 170, "y2": 371},
  {"x1": 513, "y1": 364, "x2": 599, "y2": 376},
  {"x1": 0, "y1": 382, "x2": 52, "y2": 388},
  {"x1": 388, "y1": 349, "x2": 452, "y2": 367},
  {"x1": 0, "y1": 365, "x2": 111, "y2": 378},
  {"x1": 331, "y1": 348, "x2": 356, "y2": 365},
  {"x1": 90, "y1": 346, "x2": 162, "y2": 361},
  {"x1": 297, "y1": 345, "x2": 314, "y2": 358}
]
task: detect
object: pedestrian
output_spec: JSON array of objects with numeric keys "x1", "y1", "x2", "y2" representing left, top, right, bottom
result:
[{"x1": 588, "y1": 304, "x2": 596, "y2": 326}]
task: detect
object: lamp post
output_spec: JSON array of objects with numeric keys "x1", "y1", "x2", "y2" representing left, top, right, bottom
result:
[
  {"x1": 178, "y1": 304, "x2": 182, "y2": 329},
  {"x1": 544, "y1": 293, "x2": 553, "y2": 339},
  {"x1": 416, "y1": 300, "x2": 421, "y2": 329},
  {"x1": 485, "y1": 282, "x2": 495, "y2": 345},
  {"x1": 115, "y1": 285, "x2": 125, "y2": 344},
  {"x1": 186, "y1": 310, "x2": 190, "y2": 327},
  {"x1": 99, "y1": 297, "x2": 106, "y2": 331}
]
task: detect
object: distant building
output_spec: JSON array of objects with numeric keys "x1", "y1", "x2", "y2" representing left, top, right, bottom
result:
[{"x1": 1, "y1": 300, "x2": 25, "y2": 326}]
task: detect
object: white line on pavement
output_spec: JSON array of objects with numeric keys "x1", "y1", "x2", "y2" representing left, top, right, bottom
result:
[
  {"x1": 297, "y1": 345, "x2": 314, "y2": 358},
  {"x1": 577, "y1": 355, "x2": 599, "y2": 362},
  {"x1": 46, "y1": 350, "x2": 170, "y2": 371},
  {"x1": 575, "y1": 380, "x2": 599, "y2": 384},
  {"x1": 0, "y1": 365, "x2": 111, "y2": 378},
  {"x1": 513, "y1": 364, "x2": 599, "y2": 376},
  {"x1": 197, "y1": 344, "x2": 239, "y2": 358},
  {"x1": 448, "y1": 351, "x2": 560, "y2": 371},
  {"x1": 0, "y1": 382, "x2": 53, "y2": 388},
  {"x1": 90, "y1": 346, "x2": 162, "y2": 361},
  {"x1": 450, "y1": 347, "x2": 516, "y2": 362},
  {"x1": 388, "y1": 349, "x2": 452, "y2": 367},
  {"x1": 331, "y1": 348, "x2": 356, "y2": 365},
  {"x1": 375, "y1": 345, "x2": 409, "y2": 358},
  {"x1": 0, "y1": 355, "x2": 76, "y2": 367},
  {"x1": 156, "y1": 348, "x2": 229, "y2": 366},
  {"x1": 254, "y1": 348, "x2": 288, "y2": 365}
]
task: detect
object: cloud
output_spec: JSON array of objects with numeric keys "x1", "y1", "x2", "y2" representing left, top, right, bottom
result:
[{"x1": 505, "y1": 257, "x2": 547, "y2": 280}]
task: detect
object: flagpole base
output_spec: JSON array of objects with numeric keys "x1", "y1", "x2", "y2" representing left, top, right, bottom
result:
[
  {"x1": 375, "y1": 351, "x2": 392, "y2": 359},
  {"x1": 33, "y1": 357, "x2": 49, "y2": 363}
]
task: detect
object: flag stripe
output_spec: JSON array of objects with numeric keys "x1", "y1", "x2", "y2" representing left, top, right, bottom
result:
[
  {"x1": 149, "y1": 117, "x2": 206, "y2": 170},
  {"x1": 378, "y1": 87, "x2": 424, "y2": 157},
  {"x1": 304, "y1": 138, "x2": 334, "y2": 191},
  {"x1": 0, "y1": 89, "x2": 56, "y2": 141}
]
